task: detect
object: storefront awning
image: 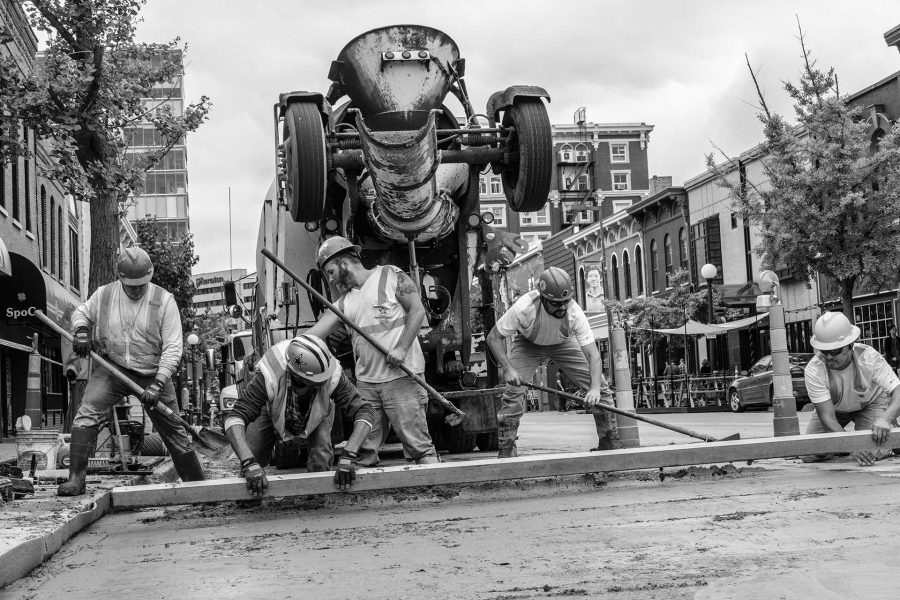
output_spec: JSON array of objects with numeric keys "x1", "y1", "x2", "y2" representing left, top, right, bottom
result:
[
  {"x1": 637, "y1": 313, "x2": 769, "y2": 337},
  {"x1": 0, "y1": 235, "x2": 11, "y2": 277}
]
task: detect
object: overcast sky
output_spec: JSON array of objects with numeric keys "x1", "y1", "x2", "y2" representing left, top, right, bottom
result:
[{"x1": 133, "y1": 0, "x2": 900, "y2": 275}]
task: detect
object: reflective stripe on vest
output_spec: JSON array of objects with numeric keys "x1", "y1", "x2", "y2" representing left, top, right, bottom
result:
[
  {"x1": 523, "y1": 294, "x2": 569, "y2": 343},
  {"x1": 95, "y1": 283, "x2": 164, "y2": 363}
]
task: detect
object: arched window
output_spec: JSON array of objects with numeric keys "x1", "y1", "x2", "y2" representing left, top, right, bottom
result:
[
  {"x1": 40, "y1": 186, "x2": 48, "y2": 268},
  {"x1": 574, "y1": 143, "x2": 589, "y2": 163},
  {"x1": 585, "y1": 242, "x2": 594, "y2": 254},
  {"x1": 57, "y1": 203, "x2": 64, "y2": 281},
  {"x1": 650, "y1": 240, "x2": 659, "y2": 292},
  {"x1": 664, "y1": 233, "x2": 673, "y2": 278},
  {"x1": 623, "y1": 250, "x2": 632, "y2": 298},
  {"x1": 559, "y1": 144, "x2": 573, "y2": 162},
  {"x1": 635, "y1": 245, "x2": 644, "y2": 295},
  {"x1": 678, "y1": 227, "x2": 688, "y2": 270},
  {"x1": 50, "y1": 196, "x2": 56, "y2": 276},
  {"x1": 611, "y1": 254, "x2": 620, "y2": 300}
]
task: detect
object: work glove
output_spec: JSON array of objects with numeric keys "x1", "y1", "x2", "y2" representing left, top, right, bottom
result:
[
  {"x1": 73, "y1": 327, "x2": 91, "y2": 358},
  {"x1": 241, "y1": 457, "x2": 268, "y2": 496},
  {"x1": 140, "y1": 378, "x2": 166, "y2": 406},
  {"x1": 333, "y1": 449, "x2": 358, "y2": 491}
]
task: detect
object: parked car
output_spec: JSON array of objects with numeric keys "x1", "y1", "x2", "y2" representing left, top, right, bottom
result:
[{"x1": 727, "y1": 353, "x2": 814, "y2": 412}]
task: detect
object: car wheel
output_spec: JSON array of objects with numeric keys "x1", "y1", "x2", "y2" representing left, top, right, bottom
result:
[{"x1": 729, "y1": 389, "x2": 744, "y2": 413}]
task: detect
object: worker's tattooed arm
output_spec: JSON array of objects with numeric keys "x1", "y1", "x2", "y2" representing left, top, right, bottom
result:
[{"x1": 389, "y1": 268, "x2": 427, "y2": 367}]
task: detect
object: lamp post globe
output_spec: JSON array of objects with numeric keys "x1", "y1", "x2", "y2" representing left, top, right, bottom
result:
[
  {"x1": 701, "y1": 263, "x2": 718, "y2": 371},
  {"x1": 700, "y1": 263, "x2": 717, "y2": 282},
  {"x1": 186, "y1": 333, "x2": 200, "y2": 346}
]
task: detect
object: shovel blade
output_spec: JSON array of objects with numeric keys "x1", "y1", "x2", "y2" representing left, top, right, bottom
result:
[{"x1": 189, "y1": 426, "x2": 233, "y2": 460}]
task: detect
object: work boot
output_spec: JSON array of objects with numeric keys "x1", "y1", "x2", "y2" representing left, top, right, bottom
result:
[
  {"x1": 415, "y1": 454, "x2": 441, "y2": 465},
  {"x1": 58, "y1": 427, "x2": 98, "y2": 496},
  {"x1": 590, "y1": 410, "x2": 623, "y2": 452},
  {"x1": 171, "y1": 451, "x2": 206, "y2": 482},
  {"x1": 497, "y1": 418, "x2": 519, "y2": 459}
]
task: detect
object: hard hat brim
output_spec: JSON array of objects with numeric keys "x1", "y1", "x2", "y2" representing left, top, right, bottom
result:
[
  {"x1": 318, "y1": 244, "x2": 362, "y2": 269},
  {"x1": 810, "y1": 325, "x2": 860, "y2": 350},
  {"x1": 288, "y1": 357, "x2": 338, "y2": 384},
  {"x1": 119, "y1": 274, "x2": 153, "y2": 286}
]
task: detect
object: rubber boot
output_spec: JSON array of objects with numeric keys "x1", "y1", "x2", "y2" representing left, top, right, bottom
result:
[
  {"x1": 497, "y1": 417, "x2": 519, "y2": 459},
  {"x1": 171, "y1": 451, "x2": 206, "y2": 482},
  {"x1": 590, "y1": 410, "x2": 623, "y2": 452},
  {"x1": 57, "y1": 427, "x2": 98, "y2": 496}
]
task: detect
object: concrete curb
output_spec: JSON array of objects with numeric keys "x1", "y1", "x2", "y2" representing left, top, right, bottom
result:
[{"x1": 0, "y1": 491, "x2": 111, "y2": 589}]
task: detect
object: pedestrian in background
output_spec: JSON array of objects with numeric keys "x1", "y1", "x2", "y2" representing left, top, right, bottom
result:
[{"x1": 885, "y1": 325, "x2": 900, "y2": 376}]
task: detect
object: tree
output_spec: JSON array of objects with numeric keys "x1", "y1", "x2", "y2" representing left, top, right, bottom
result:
[
  {"x1": 707, "y1": 26, "x2": 900, "y2": 322},
  {"x1": 0, "y1": 0, "x2": 211, "y2": 294},
  {"x1": 134, "y1": 215, "x2": 197, "y2": 327}
]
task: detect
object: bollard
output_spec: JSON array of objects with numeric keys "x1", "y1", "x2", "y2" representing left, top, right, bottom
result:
[
  {"x1": 24, "y1": 334, "x2": 43, "y2": 430},
  {"x1": 610, "y1": 324, "x2": 640, "y2": 448},
  {"x1": 758, "y1": 270, "x2": 800, "y2": 437}
]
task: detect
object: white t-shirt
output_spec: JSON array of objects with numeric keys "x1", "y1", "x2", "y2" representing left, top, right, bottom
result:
[
  {"x1": 495, "y1": 290, "x2": 595, "y2": 347},
  {"x1": 804, "y1": 344, "x2": 900, "y2": 411}
]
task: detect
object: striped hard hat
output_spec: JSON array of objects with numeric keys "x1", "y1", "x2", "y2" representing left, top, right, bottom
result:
[
  {"x1": 116, "y1": 247, "x2": 154, "y2": 286},
  {"x1": 537, "y1": 267, "x2": 573, "y2": 302},
  {"x1": 285, "y1": 334, "x2": 336, "y2": 384}
]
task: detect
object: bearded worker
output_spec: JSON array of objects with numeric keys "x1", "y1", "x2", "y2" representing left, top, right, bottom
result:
[
  {"x1": 802, "y1": 312, "x2": 900, "y2": 465},
  {"x1": 59, "y1": 247, "x2": 203, "y2": 496},
  {"x1": 487, "y1": 267, "x2": 620, "y2": 458},
  {"x1": 306, "y1": 236, "x2": 440, "y2": 467},
  {"x1": 224, "y1": 334, "x2": 376, "y2": 495}
]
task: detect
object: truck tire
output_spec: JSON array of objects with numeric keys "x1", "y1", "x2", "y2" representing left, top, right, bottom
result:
[
  {"x1": 476, "y1": 431, "x2": 498, "y2": 452},
  {"x1": 500, "y1": 98, "x2": 552, "y2": 213},
  {"x1": 285, "y1": 102, "x2": 327, "y2": 222}
]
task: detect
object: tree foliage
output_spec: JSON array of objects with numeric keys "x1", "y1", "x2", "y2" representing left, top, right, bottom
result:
[
  {"x1": 707, "y1": 26, "x2": 900, "y2": 321},
  {"x1": 0, "y1": 0, "x2": 211, "y2": 294},
  {"x1": 135, "y1": 215, "x2": 197, "y2": 327}
]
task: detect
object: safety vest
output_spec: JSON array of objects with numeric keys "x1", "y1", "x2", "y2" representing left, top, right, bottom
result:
[
  {"x1": 825, "y1": 345, "x2": 883, "y2": 412},
  {"x1": 93, "y1": 282, "x2": 166, "y2": 372},
  {"x1": 520, "y1": 292, "x2": 569, "y2": 345},
  {"x1": 338, "y1": 265, "x2": 425, "y2": 383},
  {"x1": 255, "y1": 339, "x2": 342, "y2": 442}
]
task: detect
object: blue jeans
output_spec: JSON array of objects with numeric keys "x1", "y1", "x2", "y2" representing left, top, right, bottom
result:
[
  {"x1": 73, "y1": 365, "x2": 193, "y2": 457},
  {"x1": 356, "y1": 376, "x2": 437, "y2": 467}
]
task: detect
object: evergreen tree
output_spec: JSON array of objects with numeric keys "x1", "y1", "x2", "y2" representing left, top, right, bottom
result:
[{"x1": 708, "y1": 28, "x2": 900, "y2": 321}]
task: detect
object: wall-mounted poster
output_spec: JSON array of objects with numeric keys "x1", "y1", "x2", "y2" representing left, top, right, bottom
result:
[{"x1": 582, "y1": 262, "x2": 605, "y2": 314}]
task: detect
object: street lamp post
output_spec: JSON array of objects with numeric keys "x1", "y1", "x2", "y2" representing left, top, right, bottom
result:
[
  {"x1": 757, "y1": 270, "x2": 800, "y2": 437},
  {"x1": 701, "y1": 264, "x2": 718, "y2": 371},
  {"x1": 186, "y1": 331, "x2": 201, "y2": 422}
]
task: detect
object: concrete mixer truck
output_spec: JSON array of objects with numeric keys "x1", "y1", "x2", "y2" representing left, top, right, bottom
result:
[{"x1": 250, "y1": 25, "x2": 552, "y2": 454}]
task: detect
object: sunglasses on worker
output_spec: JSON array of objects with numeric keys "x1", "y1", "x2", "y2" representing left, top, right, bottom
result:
[
  {"x1": 820, "y1": 346, "x2": 849, "y2": 357},
  {"x1": 544, "y1": 297, "x2": 571, "y2": 308}
]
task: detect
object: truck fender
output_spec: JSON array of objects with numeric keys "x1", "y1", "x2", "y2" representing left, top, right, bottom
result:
[
  {"x1": 486, "y1": 86, "x2": 551, "y2": 124},
  {"x1": 278, "y1": 91, "x2": 333, "y2": 128}
]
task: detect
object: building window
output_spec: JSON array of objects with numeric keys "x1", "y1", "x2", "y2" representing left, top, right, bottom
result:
[
  {"x1": 574, "y1": 144, "x2": 588, "y2": 163},
  {"x1": 520, "y1": 206, "x2": 549, "y2": 226},
  {"x1": 49, "y1": 197, "x2": 56, "y2": 275},
  {"x1": 0, "y1": 160, "x2": 5, "y2": 210},
  {"x1": 678, "y1": 227, "x2": 688, "y2": 271},
  {"x1": 41, "y1": 186, "x2": 48, "y2": 267},
  {"x1": 11, "y1": 153, "x2": 20, "y2": 223},
  {"x1": 610, "y1": 143, "x2": 628, "y2": 163},
  {"x1": 69, "y1": 227, "x2": 80, "y2": 292},
  {"x1": 488, "y1": 205, "x2": 506, "y2": 227},
  {"x1": 57, "y1": 204, "x2": 64, "y2": 282},
  {"x1": 24, "y1": 128, "x2": 32, "y2": 231},
  {"x1": 612, "y1": 171, "x2": 630, "y2": 191},
  {"x1": 854, "y1": 302, "x2": 895, "y2": 354},
  {"x1": 730, "y1": 212, "x2": 739, "y2": 229},
  {"x1": 519, "y1": 232, "x2": 550, "y2": 247},
  {"x1": 692, "y1": 217, "x2": 723, "y2": 285},
  {"x1": 612, "y1": 199, "x2": 632, "y2": 213},
  {"x1": 576, "y1": 173, "x2": 590, "y2": 191},
  {"x1": 611, "y1": 254, "x2": 620, "y2": 300},
  {"x1": 479, "y1": 176, "x2": 487, "y2": 195},
  {"x1": 650, "y1": 240, "x2": 659, "y2": 292},
  {"x1": 786, "y1": 320, "x2": 813, "y2": 353},
  {"x1": 489, "y1": 176, "x2": 501, "y2": 194},
  {"x1": 623, "y1": 250, "x2": 632, "y2": 298},
  {"x1": 635, "y1": 245, "x2": 644, "y2": 295},
  {"x1": 664, "y1": 233, "x2": 673, "y2": 277},
  {"x1": 559, "y1": 144, "x2": 573, "y2": 162},
  {"x1": 562, "y1": 203, "x2": 592, "y2": 225}
]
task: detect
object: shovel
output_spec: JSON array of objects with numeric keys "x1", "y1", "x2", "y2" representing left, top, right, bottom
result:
[
  {"x1": 524, "y1": 382, "x2": 740, "y2": 443},
  {"x1": 260, "y1": 248, "x2": 465, "y2": 426},
  {"x1": 34, "y1": 311, "x2": 232, "y2": 460}
]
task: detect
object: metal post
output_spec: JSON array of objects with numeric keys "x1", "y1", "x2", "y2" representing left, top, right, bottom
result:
[
  {"x1": 610, "y1": 322, "x2": 640, "y2": 447},
  {"x1": 759, "y1": 270, "x2": 799, "y2": 437}
]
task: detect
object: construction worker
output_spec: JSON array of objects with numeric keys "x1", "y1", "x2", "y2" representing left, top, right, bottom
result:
[
  {"x1": 59, "y1": 247, "x2": 203, "y2": 496},
  {"x1": 487, "y1": 267, "x2": 619, "y2": 458},
  {"x1": 307, "y1": 236, "x2": 440, "y2": 466},
  {"x1": 224, "y1": 334, "x2": 376, "y2": 495},
  {"x1": 803, "y1": 312, "x2": 900, "y2": 465}
]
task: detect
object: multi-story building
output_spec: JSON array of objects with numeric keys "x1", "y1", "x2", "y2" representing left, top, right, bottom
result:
[
  {"x1": 123, "y1": 51, "x2": 191, "y2": 239},
  {"x1": 0, "y1": 1, "x2": 87, "y2": 435},
  {"x1": 192, "y1": 269, "x2": 256, "y2": 331}
]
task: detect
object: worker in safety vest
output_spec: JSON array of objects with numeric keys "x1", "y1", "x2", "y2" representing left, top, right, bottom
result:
[
  {"x1": 487, "y1": 267, "x2": 619, "y2": 458},
  {"x1": 307, "y1": 236, "x2": 440, "y2": 467},
  {"x1": 224, "y1": 334, "x2": 377, "y2": 495},
  {"x1": 803, "y1": 312, "x2": 900, "y2": 465},
  {"x1": 59, "y1": 247, "x2": 203, "y2": 496}
]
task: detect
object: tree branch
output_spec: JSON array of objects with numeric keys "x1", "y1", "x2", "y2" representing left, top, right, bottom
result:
[
  {"x1": 745, "y1": 53, "x2": 771, "y2": 120},
  {"x1": 30, "y1": 0, "x2": 79, "y2": 51}
]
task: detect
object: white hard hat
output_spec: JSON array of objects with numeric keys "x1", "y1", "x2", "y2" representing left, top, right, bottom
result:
[
  {"x1": 285, "y1": 334, "x2": 337, "y2": 384},
  {"x1": 810, "y1": 312, "x2": 860, "y2": 351}
]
